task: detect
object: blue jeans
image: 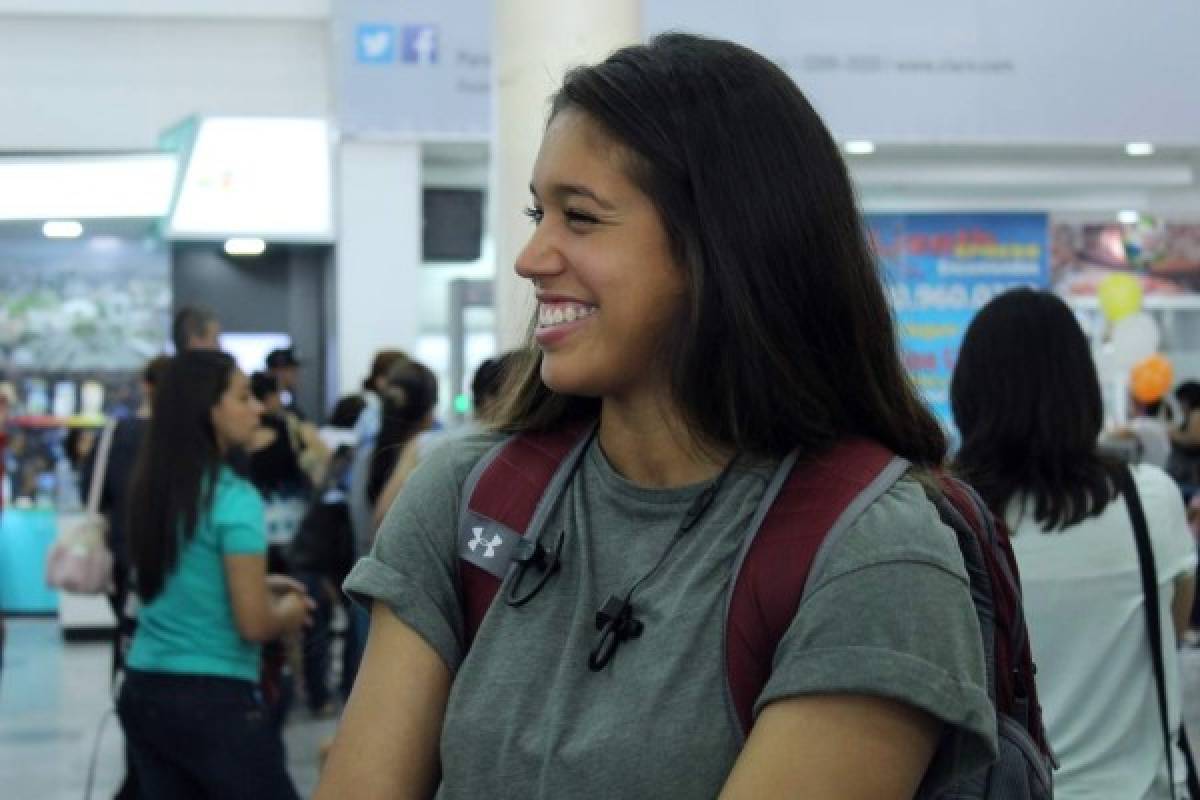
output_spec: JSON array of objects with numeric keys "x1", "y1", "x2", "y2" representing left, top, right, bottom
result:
[{"x1": 117, "y1": 669, "x2": 298, "y2": 800}]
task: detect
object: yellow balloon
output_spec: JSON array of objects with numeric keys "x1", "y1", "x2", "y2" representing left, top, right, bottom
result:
[{"x1": 1097, "y1": 272, "x2": 1143, "y2": 323}]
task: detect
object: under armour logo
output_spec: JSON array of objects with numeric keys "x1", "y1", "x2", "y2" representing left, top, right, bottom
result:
[{"x1": 468, "y1": 526, "x2": 504, "y2": 558}]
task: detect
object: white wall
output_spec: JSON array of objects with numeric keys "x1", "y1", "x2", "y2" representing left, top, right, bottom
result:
[
  {"x1": 0, "y1": 15, "x2": 330, "y2": 150},
  {"x1": 335, "y1": 140, "x2": 422, "y2": 395}
]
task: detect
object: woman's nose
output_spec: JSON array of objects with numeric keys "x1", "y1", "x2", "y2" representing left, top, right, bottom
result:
[{"x1": 514, "y1": 226, "x2": 564, "y2": 281}]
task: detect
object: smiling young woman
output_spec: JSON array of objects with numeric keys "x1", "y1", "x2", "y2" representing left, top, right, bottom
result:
[{"x1": 320, "y1": 34, "x2": 996, "y2": 800}]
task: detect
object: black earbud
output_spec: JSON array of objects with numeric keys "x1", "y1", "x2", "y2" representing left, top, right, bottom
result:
[
  {"x1": 588, "y1": 593, "x2": 644, "y2": 671},
  {"x1": 505, "y1": 530, "x2": 565, "y2": 608}
]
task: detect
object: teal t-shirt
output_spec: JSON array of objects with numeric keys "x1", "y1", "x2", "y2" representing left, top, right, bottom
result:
[{"x1": 127, "y1": 466, "x2": 267, "y2": 682}]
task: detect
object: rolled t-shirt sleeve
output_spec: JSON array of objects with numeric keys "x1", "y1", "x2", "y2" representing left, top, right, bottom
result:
[
  {"x1": 344, "y1": 432, "x2": 502, "y2": 674},
  {"x1": 216, "y1": 477, "x2": 267, "y2": 555},
  {"x1": 754, "y1": 478, "x2": 997, "y2": 792}
]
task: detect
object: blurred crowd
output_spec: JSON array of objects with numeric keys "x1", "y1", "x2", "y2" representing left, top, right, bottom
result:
[{"x1": 47, "y1": 305, "x2": 517, "y2": 799}]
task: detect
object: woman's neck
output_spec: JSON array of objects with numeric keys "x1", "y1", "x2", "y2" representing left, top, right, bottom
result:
[{"x1": 598, "y1": 398, "x2": 731, "y2": 488}]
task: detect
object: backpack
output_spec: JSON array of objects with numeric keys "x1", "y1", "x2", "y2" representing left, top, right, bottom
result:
[{"x1": 455, "y1": 427, "x2": 1056, "y2": 797}]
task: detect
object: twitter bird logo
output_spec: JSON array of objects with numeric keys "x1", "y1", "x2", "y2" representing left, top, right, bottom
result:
[{"x1": 356, "y1": 24, "x2": 397, "y2": 65}]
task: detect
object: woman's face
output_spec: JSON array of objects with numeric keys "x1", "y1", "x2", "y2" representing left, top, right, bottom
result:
[
  {"x1": 516, "y1": 109, "x2": 686, "y2": 405},
  {"x1": 210, "y1": 369, "x2": 263, "y2": 452}
]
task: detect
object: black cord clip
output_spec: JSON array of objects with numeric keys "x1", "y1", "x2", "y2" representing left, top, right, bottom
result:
[
  {"x1": 588, "y1": 594, "x2": 644, "y2": 671},
  {"x1": 505, "y1": 530, "x2": 565, "y2": 608}
]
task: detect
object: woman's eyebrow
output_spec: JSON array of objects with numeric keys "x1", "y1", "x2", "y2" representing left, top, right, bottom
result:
[{"x1": 529, "y1": 182, "x2": 615, "y2": 210}]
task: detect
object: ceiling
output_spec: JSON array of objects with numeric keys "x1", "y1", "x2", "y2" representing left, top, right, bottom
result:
[
  {"x1": 0, "y1": 218, "x2": 158, "y2": 240},
  {"x1": 419, "y1": 139, "x2": 1200, "y2": 217}
]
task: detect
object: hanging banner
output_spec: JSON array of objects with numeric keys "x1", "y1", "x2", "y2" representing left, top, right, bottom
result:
[
  {"x1": 643, "y1": 0, "x2": 1200, "y2": 144},
  {"x1": 867, "y1": 212, "x2": 1050, "y2": 427},
  {"x1": 332, "y1": 0, "x2": 491, "y2": 137}
]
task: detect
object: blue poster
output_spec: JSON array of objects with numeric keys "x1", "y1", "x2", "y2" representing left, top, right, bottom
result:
[{"x1": 867, "y1": 213, "x2": 1049, "y2": 430}]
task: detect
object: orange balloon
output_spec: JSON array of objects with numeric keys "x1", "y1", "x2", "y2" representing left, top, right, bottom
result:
[{"x1": 1131, "y1": 354, "x2": 1173, "y2": 404}]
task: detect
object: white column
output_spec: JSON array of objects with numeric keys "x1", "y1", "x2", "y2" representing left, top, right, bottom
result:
[
  {"x1": 334, "y1": 139, "x2": 422, "y2": 395},
  {"x1": 492, "y1": 0, "x2": 641, "y2": 349}
]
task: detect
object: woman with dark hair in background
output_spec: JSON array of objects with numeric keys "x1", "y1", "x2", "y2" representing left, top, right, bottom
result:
[
  {"x1": 118, "y1": 350, "x2": 312, "y2": 799},
  {"x1": 364, "y1": 357, "x2": 438, "y2": 518},
  {"x1": 246, "y1": 369, "x2": 331, "y2": 725},
  {"x1": 288, "y1": 394, "x2": 368, "y2": 716},
  {"x1": 321, "y1": 34, "x2": 994, "y2": 798},
  {"x1": 952, "y1": 288, "x2": 1196, "y2": 799},
  {"x1": 248, "y1": 371, "x2": 329, "y2": 502},
  {"x1": 347, "y1": 349, "x2": 408, "y2": 549},
  {"x1": 371, "y1": 351, "x2": 519, "y2": 529}
]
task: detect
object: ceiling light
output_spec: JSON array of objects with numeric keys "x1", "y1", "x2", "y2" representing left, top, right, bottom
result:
[
  {"x1": 224, "y1": 237, "x2": 266, "y2": 256},
  {"x1": 1117, "y1": 209, "x2": 1140, "y2": 225},
  {"x1": 844, "y1": 140, "x2": 876, "y2": 155},
  {"x1": 170, "y1": 117, "x2": 333, "y2": 240},
  {"x1": 0, "y1": 155, "x2": 178, "y2": 220},
  {"x1": 43, "y1": 220, "x2": 83, "y2": 238},
  {"x1": 1125, "y1": 141, "x2": 1155, "y2": 157}
]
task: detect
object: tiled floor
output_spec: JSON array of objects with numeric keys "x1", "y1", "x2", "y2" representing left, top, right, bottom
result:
[
  {"x1": 5, "y1": 616, "x2": 1200, "y2": 799},
  {"x1": 0, "y1": 620, "x2": 337, "y2": 799}
]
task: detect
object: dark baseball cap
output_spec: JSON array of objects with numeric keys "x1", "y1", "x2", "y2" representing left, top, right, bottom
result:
[{"x1": 266, "y1": 347, "x2": 302, "y2": 369}]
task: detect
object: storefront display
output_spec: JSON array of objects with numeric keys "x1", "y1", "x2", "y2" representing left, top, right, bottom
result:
[
  {"x1": 1053, "y1": 220, "x2": 1200, "y2": 300},
  {"x1": 0, "y1": 233, "x2": 166, "y2": 614}
]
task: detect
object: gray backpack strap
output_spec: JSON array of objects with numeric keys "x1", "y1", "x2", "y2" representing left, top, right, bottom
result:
[
  {"x1": 798, "y1": 455, "x2": 911, "y2": 606},
  {"x1": 721, "y1": 447, "x2": 910, "y2": 743},
  {"x1": 456, "y1": 437, "x2": 515, "y2": 578},
  {"x1": 457, "y1": 428, "x2": 594, "y2": 580}
]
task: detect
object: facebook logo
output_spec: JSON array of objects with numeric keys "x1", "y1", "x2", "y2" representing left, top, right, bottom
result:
[
  {"x1": 356, "y1": 24, "x2": 396, "y2": 65},
  {"x1": 401, "y1": 24, "x2": 439, "y2": 65}
]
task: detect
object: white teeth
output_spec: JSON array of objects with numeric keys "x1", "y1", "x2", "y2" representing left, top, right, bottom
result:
[{"x1": 539, "y1": 302, "x2": 595, "y2": 328}]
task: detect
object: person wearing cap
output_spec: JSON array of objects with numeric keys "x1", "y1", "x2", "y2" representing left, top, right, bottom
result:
[{"x1": 266, "y1": 347, "x2": 305, "y2": 420}]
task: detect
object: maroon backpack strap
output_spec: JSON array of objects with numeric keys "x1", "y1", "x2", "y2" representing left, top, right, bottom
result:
[
  {"x1": 724, "y1": 438, "x2": 908, "y2": 738},
  {"x1": 457, "y1": 425, "x2": 593, "y2": 646},
  {"x1": 935, "y1": 475, "x2": 1051, "y2": 755}
]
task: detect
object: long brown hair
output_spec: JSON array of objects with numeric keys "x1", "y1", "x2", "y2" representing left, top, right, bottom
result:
[
  {"x1": 493, "y1": 34, "x2": 944, "y2": 466},
  {"x1": 127, "y1": 351, "x2": 234, "y2": 600}
]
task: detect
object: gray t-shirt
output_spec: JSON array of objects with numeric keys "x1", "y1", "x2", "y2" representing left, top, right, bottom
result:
[{"x1": 345, "y1": 431, "x2": 997, "y2": 798}]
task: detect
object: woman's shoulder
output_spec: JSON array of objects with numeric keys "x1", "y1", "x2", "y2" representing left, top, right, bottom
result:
[
  {"x1": 808, "y1": 475, "x2": 967, "y2": 591},
  {"x1": 213, "y1": 466, "x2": 265, "y2": 518},
  {"x1": 415, "y1": 428, "x2": 511, "y2": 488},
  {"x1": 1130, "y1": 462, "x2": 1183, "y2": 499},
  {"x1": 1128, "y1": 462, "x2": 1191, "y2": 541}
]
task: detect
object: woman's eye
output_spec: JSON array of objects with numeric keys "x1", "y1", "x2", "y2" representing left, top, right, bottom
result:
[
  {"x1": 522, "y1": 206, "x2": 544, "y2": 224},
  {"x1": 564, "y1": 209, "x2": 599, "y2": 226}
]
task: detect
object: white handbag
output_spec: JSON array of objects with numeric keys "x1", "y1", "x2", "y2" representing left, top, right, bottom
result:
[{"x1": 45, "y1": 421, "x2": 116, "y2": 595}]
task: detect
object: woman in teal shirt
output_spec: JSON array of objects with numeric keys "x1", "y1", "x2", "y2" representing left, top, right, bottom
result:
[{"x1": 118, "y1": 350, "x2": 313, "y2": 799}]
